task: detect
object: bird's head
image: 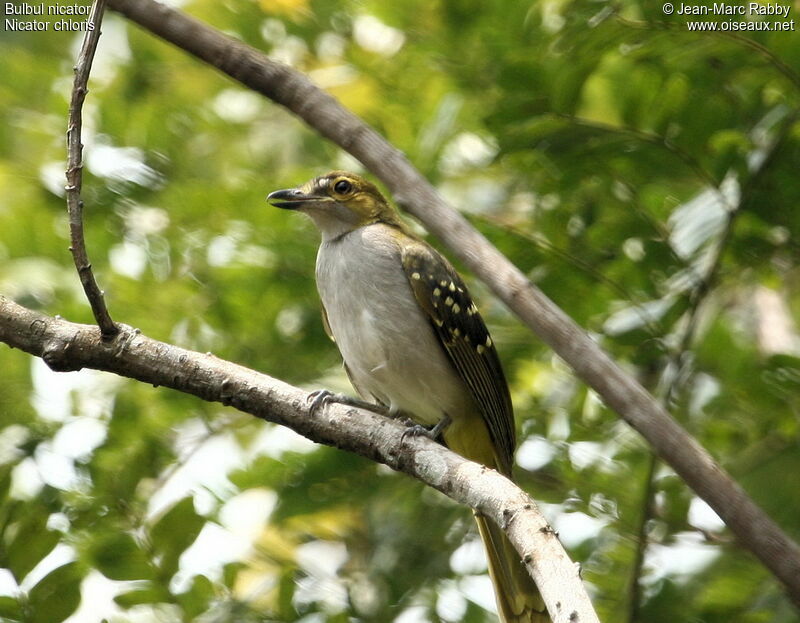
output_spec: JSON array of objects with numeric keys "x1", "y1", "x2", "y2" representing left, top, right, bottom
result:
[{"x1": 268, "y1": 171, "x2": 401, "y2": 240}]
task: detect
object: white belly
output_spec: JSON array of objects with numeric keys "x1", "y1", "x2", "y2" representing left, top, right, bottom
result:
[{"x1": 316, "y1": 224, "x2": 473, "y2": 426}]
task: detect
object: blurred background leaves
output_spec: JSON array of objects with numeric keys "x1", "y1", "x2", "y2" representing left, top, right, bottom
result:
[{"x1": 1, "y1": 0, "x2": 799, "y2": 621}]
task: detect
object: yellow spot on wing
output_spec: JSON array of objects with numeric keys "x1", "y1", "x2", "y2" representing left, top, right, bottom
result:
[
  {"x1": 452, "y1": 303, "x2": 461, "y2": 313},
  {"x1": 411, "y1": 272, "x2": 421, "y2": 280},
  {"x1": 445, "y1": 297, "x2": 454, "y2": 306}
]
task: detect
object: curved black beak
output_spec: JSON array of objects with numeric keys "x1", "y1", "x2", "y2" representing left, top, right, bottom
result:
[{"x1": 267, "y1": 188, "x2": 326, "y2": 210}]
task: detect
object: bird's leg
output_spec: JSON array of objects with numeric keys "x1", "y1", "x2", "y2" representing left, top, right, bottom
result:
[
  {"x1": 401, "y1": 414, "x2": 452, "y2": 444},
  {"x1": 307, "y1": 389, "x2": 390, "y2": 417}
]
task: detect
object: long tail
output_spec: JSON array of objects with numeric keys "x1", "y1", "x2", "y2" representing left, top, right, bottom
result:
[{"x1": 474, "y1": 512, "x2": 550, "y2": 623}]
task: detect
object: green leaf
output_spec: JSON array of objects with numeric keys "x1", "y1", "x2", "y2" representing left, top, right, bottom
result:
[
  {"x1": 222, "y1": 561, "x2": 245, "y2": 589},
  {"x1": 0, "y1": 468, "x2": 11, "y2": 503},
  {"x1": 150, "y1": 497, "x2": 206, "y2": 578},
  {"x1": 26, "y1": 562, "x2": 83, "y2": 623},
  {"x1": 88, "y1": 531, "x2": 154, "y2": 581},
  {"x1": 113, "y1": 583, "x2": 171, "y2": 608},
  {"x1": 4, "y1": 511, "x2": 59, "y2": 583},
  {"x1": 177, "y1": 574, "x2": 214, "y2": 619},
  {"x1": 0, "y1": 595, "x2": 23, "y2": 621}
]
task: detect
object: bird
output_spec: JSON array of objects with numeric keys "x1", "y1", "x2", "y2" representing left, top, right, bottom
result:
[{"x1": 267, "y1": 171, "x2": 549, "y2": 623}]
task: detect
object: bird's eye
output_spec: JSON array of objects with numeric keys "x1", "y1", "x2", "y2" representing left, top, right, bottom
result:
[{"x1": 333, "y1": 179, "x2": 352, "y2": 195}]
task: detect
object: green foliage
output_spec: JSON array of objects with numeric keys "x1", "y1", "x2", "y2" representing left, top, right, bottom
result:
[
  {"x1": 1, "y1": 0, "x2": 799, "y2": 621},
  {"x1": 150, "y1": 497, "x2": 206, "y2": 579},
  {"x1": 26, "y1": 562, "x2": 83, "y2": 623},
  {"x1": 2, "y1": 504, "x2": 60, "y2": 582}
]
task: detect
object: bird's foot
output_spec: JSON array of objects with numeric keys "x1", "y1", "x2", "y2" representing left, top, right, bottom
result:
[
  {"x1": 307, "y1": 389, "x2": 335, "y2": 416},
  {"x1": 401, "y1": 415, "x2": 452, "y2": 444},
  {"x1": 306, "y1": 390, "x2": 389, "y2": 417}
]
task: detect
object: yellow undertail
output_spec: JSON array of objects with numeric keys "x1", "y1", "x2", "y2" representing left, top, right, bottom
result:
[
  {"x1": 474, "y1": 512, "x2": 550, "y2": 623},
  {"x1": 442, "y1": 416, "x2": 550, "y2": 621}
]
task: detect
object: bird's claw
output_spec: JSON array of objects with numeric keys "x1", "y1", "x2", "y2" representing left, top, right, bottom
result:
[
  {"x1": 401, "y1": 415, "x2": 452, "y2": 444},
  {"x1": 307, "y1": 390, "x2": 390, "y2": 417},
  {"x1": 307, "y1": 389, "x2": 335, "y2": 416},
  {"x1": 401, "y1": 423, "x2": 431, "y2": 444}
]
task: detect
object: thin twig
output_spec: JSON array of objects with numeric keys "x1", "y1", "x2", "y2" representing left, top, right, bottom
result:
[
  {"x1": 102, "y1": 0, "x2": 800, "y2": 605},
  {"x1": 627, "y1": 451, "x2": 657, "y2": 622},
  {"x1": 66, "y1": 0, "x2": 117, "y2": 338}
]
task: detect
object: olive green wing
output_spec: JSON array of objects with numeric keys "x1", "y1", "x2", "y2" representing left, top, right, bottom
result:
[{"x1": 400, "y1": 239, "x2": 515, "y2": 474}]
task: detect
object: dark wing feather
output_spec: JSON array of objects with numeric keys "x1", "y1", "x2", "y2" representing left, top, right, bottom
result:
[{"x1": 401, "y1": 239, "x2": 515, "y2": 473}]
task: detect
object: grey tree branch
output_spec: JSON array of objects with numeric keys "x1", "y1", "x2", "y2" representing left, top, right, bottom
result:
[
  {"x1": 104, "y1": 0, "x2": 800, "y2": 604},
  {"x1": 66, "y1": 0, "x2": 117, "y2": 338},
  {"x1": 0, "y1": 296, "x2": 597, "y2": 623}
]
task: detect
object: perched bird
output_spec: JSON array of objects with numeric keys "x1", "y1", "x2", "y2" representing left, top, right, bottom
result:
[{"x1": 268, "y1": 171, "x2": 549, "y2": 623}]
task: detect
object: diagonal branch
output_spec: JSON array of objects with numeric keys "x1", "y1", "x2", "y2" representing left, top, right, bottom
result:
[
  {"x1": 105, "y1": 0, "x2": 800, "y2": 604},
  {"x1": 0, "y1": 295, "x2": 597, "y2": 623},
  {"x1": 66, "y1": 0, "x2": 118, "y2": 338}
]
